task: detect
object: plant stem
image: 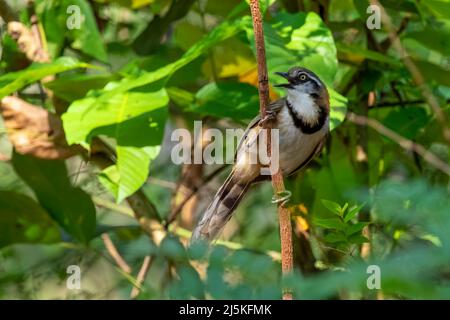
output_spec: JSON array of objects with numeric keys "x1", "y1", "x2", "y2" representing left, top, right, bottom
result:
[{"x1": 249, "y1": 0, "x2": 293, "y2": 300}]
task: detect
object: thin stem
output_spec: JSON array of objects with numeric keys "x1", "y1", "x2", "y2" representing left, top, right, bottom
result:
[
  {"x1": 130, "y1": 256, "x2": 153, "y2": 299},
  {"x1": 249, "y1": 0, "x2": 293, "y2": 300},
  {"x1": 101, "y1": 233, "x2": 132, "y2": 274}
]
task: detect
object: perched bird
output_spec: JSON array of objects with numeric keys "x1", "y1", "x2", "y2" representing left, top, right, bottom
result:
[{"x1": 191, "y1": 67, "x2": 330, "y2": 242}]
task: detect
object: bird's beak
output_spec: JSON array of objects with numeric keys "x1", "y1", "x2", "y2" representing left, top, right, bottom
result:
[{"x1": 274, "y1": 72, "x2": 293, "y2": 89}]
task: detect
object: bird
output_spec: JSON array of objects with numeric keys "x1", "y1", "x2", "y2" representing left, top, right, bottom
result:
[{"x1": 191, "y1": 67, "x2": 330, "y2": 242}]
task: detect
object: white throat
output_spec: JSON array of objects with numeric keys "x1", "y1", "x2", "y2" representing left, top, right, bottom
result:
[{"x1": 287, "y1": 90, "x2": 319, "y2": 125}]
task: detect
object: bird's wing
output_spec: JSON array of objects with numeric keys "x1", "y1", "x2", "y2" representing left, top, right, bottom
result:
[
  {"x1": 235, "y1": 98, "x2": 285, "y2": 159},
  {"x1": 287, "y1": 134, "x2": 327, "y2": 176}
]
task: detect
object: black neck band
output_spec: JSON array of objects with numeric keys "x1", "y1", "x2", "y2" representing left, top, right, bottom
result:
[{"x1": 286, "y1": 100, "x2": 327, "y2": 134}]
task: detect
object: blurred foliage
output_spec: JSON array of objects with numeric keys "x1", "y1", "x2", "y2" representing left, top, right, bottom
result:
[{"x1": 0, "y1": 0, "x2": 449, "y2": 300}]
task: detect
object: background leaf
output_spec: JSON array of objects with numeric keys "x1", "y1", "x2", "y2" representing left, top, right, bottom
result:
[
  {"x1": 12, "y1": 153, "x2": 96, "y2": 243},
  {"x1": 0, "y1": 191, "x2": 61, "y2": 248}
]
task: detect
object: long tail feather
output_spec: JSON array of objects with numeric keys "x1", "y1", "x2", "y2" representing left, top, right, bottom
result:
[{"x1": 191, "y1": 171, "x2": 250, "y2": 242}]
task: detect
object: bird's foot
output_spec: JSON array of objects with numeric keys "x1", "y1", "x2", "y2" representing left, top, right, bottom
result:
[{"x1": 259, "y1": 110, "x2": 277, "y2": 127}]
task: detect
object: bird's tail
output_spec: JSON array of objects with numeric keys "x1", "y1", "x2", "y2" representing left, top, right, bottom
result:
[{"x1": 191, "y1": 171, "x2": 250, "y2": 242}]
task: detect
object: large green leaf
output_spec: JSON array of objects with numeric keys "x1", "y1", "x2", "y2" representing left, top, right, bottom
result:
[
  {"x1": 62, "y1": 19, "x2": 245, "y2": 202},
  {"x1": 12, "y1": 153, "x2": 96, "y2": 243},
  {"x1": 0, "y1": 57, "x2": 91, "y2": 99},
  {"x1": 190, "y1": 81, "x2": 259, "y2": 121},
  {"x1": 35, "y1": 0, "x2": 108, "y2": 62},
  {"x1": 62, "y1": 89, "x2": 169, "y2": 202},
  {"x1": 0, "y1": 191, "x2": 61, "y2": 248}
]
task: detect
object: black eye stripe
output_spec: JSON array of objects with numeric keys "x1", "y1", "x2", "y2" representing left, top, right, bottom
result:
[{"x1": 289, "y1": 69, "x2": 323, "y2": 88}]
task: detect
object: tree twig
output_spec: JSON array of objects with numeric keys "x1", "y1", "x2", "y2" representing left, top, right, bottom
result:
[
  {"x1": 101, "y1": 233, "x2": 132, "y2": 274},
  {"x1": 249, "y1": 0, "x2": 293, "y2": 300},
  {"x1": 130, "y1": 256, "x2": 153, "y2": 299},
  {"x1": 347, "y1": 112, "x2": 450, "y2": 176}
]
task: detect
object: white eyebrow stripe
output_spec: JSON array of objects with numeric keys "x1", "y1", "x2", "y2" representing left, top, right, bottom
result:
[{"x1": 299, "y1": 72, "x2": 321, "y2": 87}]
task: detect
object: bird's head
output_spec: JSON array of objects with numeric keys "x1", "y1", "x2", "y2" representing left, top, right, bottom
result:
[
  {"x1": 274, "y1": 67, "x2": 326, "y2": 97},
  {"x1": 274, "y1": 67, "x2": 329, "y2": 113}
]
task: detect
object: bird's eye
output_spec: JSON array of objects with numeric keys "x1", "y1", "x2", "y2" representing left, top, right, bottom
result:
[{"x1": 299, "y1": 74, "x2": 307, "y2": 81}]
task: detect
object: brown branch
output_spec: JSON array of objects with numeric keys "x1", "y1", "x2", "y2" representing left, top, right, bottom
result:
[
  {"x1": 249, "y1": 0, "x2": 293, "y2": 300},
  {"x1": 347, "y1": 112, "x2": 450, "y2": 176},
  {"x1": 130, "y1": 256, "x2": 153, "y2": 299},
  {"x1": 101, "y1": 233, "x2": 132, "y2": 274}
]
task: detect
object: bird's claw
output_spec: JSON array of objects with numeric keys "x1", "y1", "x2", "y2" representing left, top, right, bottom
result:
[{"x1": 259, "y1": 110, "x2": 277, "y2": 127}]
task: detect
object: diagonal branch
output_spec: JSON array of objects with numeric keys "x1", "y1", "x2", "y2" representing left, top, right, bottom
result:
[
  {"x1": 101, "y1": 233, "x2": 132, "y2": 274},
  {"x1": 249, "y1": 0, "x2": 293, "y2": 300},
  {"x1": 347, "y1": 112, "x2": 450, "y2": 176},
  {"x1": 130, "y1": 256, "x2": 153, "y2": 299}
]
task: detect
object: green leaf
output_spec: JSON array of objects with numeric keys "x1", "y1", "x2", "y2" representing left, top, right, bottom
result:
[
  {"x1": 12, "y1": 153, "x2": 96, "y2": 243},
  {"x1": 167, "y1": 87, "x2": 195, "y2": 109},
  {"x1": 62, "y1": 89, "x2": 168, "y2": 202},
  {"x1": 66, "y1": 0, "x2": 108, "y2": 63},
  {"x1": 0, "y1": 57, "x2": 91, "y2": 99},
  {"x1": 62, "y1": 18, "x2": 245, "y2": 202},
  {"x1": 421, "y1": 0, "x2": 450, "y2": 19},
  {"x1": 45, "y1": 73, "x2": 116, "y2": 102},
  {"x1": 190, "y1": 81, "x2": 259, "y2": 121},
  {"x1": 336, "y1": 42, "x2": 402, "y2": 66},
  {"x1": 35, "y1": 0, "x2": 108, "y2": 62},
  {"x1": 404, "y1": 28, "x2": 450, "y2": 58},
  {"x1": 348, "y1": 234, "x2": 369, "y2": 244},
  {"x1": 0, "y1": 191, "x2": 61, "y2": 248},
  {"x1": 382, "y1": 107, "x2": 429, "y2": 140},
  {"x1": 344, "y1": 203, "x2": 365, "y2": 223},
  {"x1": 329, "y1": 88, "x2": 348, "y2": 131},
  {"x1": 414, "y1": 59, "x2": 450, "y2": 87},
  {"x1": 34, "y1": 0, "x2": 65, "y2": 58},
  {"x1": 341, "y1": 202, "x2": 349, "y2": 214},
  {"x1": 0, "y1": 161, "x2": 32, "y2": 197},
  {"x1": 324, "y1": 232, "x2": 347, "y2": 243},
  {"x1": 313, "y1": 217, "x2": 346, "y2": 230},
  {"x1": 321, "y1": 199, "x2": 342, "y2": 216},
  {"x1": 346, "y1": 222, "x2": 370, "y2": 236}
]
